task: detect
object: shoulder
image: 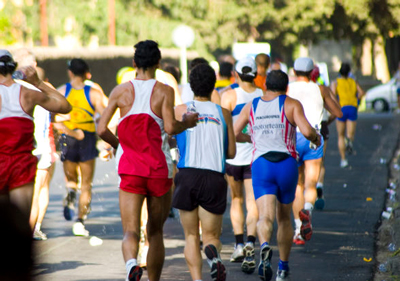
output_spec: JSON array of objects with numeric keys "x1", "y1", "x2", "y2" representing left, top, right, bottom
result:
[
  {"x1": 155, "y1": 81, "x2": 174, "y2": 94},
  {"x1": 221, "y1": 88, "x2": 236, "y2": 100}
]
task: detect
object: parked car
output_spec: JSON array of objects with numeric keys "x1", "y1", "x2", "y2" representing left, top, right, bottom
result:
[{"x1": 365, "y1": 78, "x2": 399, "y2": 112}]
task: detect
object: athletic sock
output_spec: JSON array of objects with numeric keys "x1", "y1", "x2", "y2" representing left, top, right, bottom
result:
[
  {"x1": 294, "y1": 219, "x2": 302, "y2": 234},
  {"x1": 278, "y1": 260, "x2": 289, "y2": 271},
  {"x1": 316, "y1": 182, "x2": 324, "y2": 189},
  {"x1": 247, "y1": 235, "x2": 256, "y2": 244},
  {"x1": 235, "y1": 234, "x2": 244, "y2": 246},
  {"x1": 76, "y1": 218, "x2": 84, "y2": 224},
  {"x1": 304, "y1": 202, "x2": 314, "y2": 212},
  {"x1": 260, "y1": 242, "x2": 269, "y2": 249},
  {"x1": 125, "y1": 258, "x2": 137, "y2": 274},
  {"x1": 35, "y1": 223, "x2": 41, "y2": 231}
]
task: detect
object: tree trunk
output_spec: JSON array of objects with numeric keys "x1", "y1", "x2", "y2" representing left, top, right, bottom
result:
[
  {"x1": 373, "y1": 35, "x2": 390, "y2": 83},
  {"x1": 361, "y1": 38, "x2": 372, "y2": 76}
]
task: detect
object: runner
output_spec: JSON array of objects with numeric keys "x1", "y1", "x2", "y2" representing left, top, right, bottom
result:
[
  {"x1": 221, "y1": 56, "x2": 263, "y2": 274},
  {"x1": 56, "y1": 58, "x2": 108, "y2": 236},
  {"x1": 287, "y1": 57, "x2": 342, "y2": 245},
  {"x1": 234, "y1": 69, "x2": 321, "y2": 281},
  {"x1": 173, "y1": 63, "x2": 236, "y2": 281},
  {"x1": 96, "y1": 40, "x2": 198, "y2": 281},
  {"x1": 254, "y1": 53, "x2": 270, "y2": 91},
  {"x1": 330, "y1": 62, "x2": 365, "y2": 168},
  {"x1": 0, "y1": 49, "x2": 71, "y2": 226}
]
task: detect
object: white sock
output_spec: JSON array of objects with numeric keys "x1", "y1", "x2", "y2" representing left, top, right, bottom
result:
[
  {"x1": 294, "y1": 219, "x2": 301, "y2": 234},
  {"x1": 125, "y1": 258, "x2": 137, "y2": 274},
  {"x1": 35, "y1": 223, "x2": 41, "y2": 231},
  {"x1": 316, "y1": 182, "x2": 323, "y2": 188},
  {"x1": 304, "y1": 202, "x2": 314, "y2": 212}
]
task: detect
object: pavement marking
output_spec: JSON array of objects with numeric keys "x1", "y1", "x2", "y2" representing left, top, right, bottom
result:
[{"x1": 35, "y1": 237, "x2": 75, "y2": 258}]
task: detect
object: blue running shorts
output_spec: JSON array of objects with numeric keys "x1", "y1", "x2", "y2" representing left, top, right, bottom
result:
[
  {"x1": 337, "y1": 106, "x2": 358, "y2": 122},
  {"x1": 252, "y1": 156, "x2": 298, "y2": 204},
  {"x1": 296, "y1": 132, "x2": 324, "y2": 166}
]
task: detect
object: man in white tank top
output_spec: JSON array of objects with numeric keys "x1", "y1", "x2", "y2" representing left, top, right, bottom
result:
[
  {"x1": 234, "y1": 70, "x2": 321, "y2": 281},
  {"x1": 97, "y1": 40, "x2": 198, "y2": 281},
  {"x1": 173, "y1": 63, "x2": 236, "y2": 281},
  {"x1": 287, "y1": 58, "x2": 342, "y2": 245},
  {"x1": 221, "y1": 57, "x2": 263, "y2": 274}
]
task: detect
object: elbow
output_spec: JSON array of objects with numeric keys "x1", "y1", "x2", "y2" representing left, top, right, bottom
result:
[
  {"x1": 226, "y1": 148, "x2": 236, "y2": 159},
  {"x1": 96, "y1": 126, "x2": 107, "y2": 139},
  {"x1": 60, "y1": 103, "x2": 72, "y2": 114}
]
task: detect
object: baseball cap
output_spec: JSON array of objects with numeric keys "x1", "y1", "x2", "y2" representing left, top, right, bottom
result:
[
  {"x1": 235, "y1": 57, "x2": 257, "y2": 76},
  {"x1": 0, "y1": 50, "x2": 16, "y2": 67},
  {"x1": 294, "y1": 57, "x2": 314, "y2": 72}
]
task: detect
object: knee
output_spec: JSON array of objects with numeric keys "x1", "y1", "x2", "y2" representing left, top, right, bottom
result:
[
  {"x1": 123, "y1": 230, "x2": 140, "y2": 242},
  {"x1": 258, "y1": 216, "x2": 274, "y2": 228}
]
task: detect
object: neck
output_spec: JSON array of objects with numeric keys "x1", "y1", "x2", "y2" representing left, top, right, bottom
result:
[
  {"x1": 238, "y1": 80, "x2": 256, "y2": 93},
  {"x1": 296, "y1": 76, "x2": 309, "y2": 82},
  {"x1": 194, "y1": 96, "x2": 210, "y2": 101},
  {"x1": 70, "y1": 76, "x2": 85, "y2": 88},
  {"x1": 0, "y1": 74, "x2": 14, "y2": 86},
  {"x1": 262, "y1": 90, "x2": 285, "y2": 101},
  {"x1": 136, "y1": 67, "x2": 156, "y2": 80}
]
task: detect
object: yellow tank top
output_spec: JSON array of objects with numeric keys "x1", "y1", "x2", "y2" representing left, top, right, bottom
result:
[
  {"x1": 336, "y1": 77, "x2": 358, "y2": 107},
  {"x1": 63, "y1": 83, "x2": 96, "y2": 132}
]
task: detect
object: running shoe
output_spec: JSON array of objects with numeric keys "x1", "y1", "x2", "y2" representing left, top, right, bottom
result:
[
  {"x1": 314, "y1": 188, "x2": 325, "y2": 210},
  {"x1": 72, "y1": 221, "x2": 89, "y2": 237},
  {"x1": 241, "y1": 242, "x2": 256, "y2": 274},
  {"x1": 33, "y1": 229, "x2": 48, "y2": 241},
  {"x1": 205, "y1": 244, "x2": 226, "y2": 281},
  {"x1": 230, "y1": 243, "x2": 244, "y2": 262},
  {"x1": 299, "y1": 209, "x2": 312, "y2": 241},
  {"x1": 345, "y1": 137, "x2": 353, "y2": 154},
  {"x1": 340, "y1": 159, "x2": 349, "y2": 168},
  {"x1": 63, "y1": 190, "x2": 76, "y2": 221},
  {"x1": 276, "y1": 269, "x2": 290, "y2": 281},
  {"x1": 292, "y1": 234, "x2": 305, "y2": 245},
  {"x1": 126, "y1": 265, "x2": 143, "y2": 281},
  {"x1": 258, "y1": 245, "x2": 273, "y2": 281}
]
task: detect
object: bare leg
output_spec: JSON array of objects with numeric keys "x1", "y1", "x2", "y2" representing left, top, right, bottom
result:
[
  {"x1": 199, "y1": 207, "x2": 223, "y2": 252},
  {"x1": 9, "y1": 183, "x2": 34, "y2": 228},
  {"x1": 37, "y1": 163, "x2": 55, "y2": 225},
  {"x1": 336, "y1": 120, "x2": 347, "y2": 161},
  {"x1": 292, "y1": 165, "x2": 305, "y2": 221},
  {"x1": 303, "y1": 158, "x2": 322, "y2": 205},
  {"x1": 180, "y1": 208, "x2": 202, "y2": 280},
  {"x1": 146, "y1": 189, "x2": 172, "y2": 281},
  {"x1": 120, "y1": 190, "x2": 145, "y2": 262},
  {"x1": 227, "y1": 175, "x2": 244, "y2": 236},
  {"x1": 346, "y1": 120, "x2": 357, "y2": 142},
  {"x1": 276, "y1": 201, "x2": 293, "y2": 262},
  {"x1": 78, "y1": 159, "x2": 95, "y2": 219},
  {"x1": 255, "y1": 194, "x2": 276, "y2": 245},
  {"x1": 244, "y1": 178, "x2": 258, "y2": 238},
  {"x1": 317, "y1": 140, "x2": 328, "y2": 185}
]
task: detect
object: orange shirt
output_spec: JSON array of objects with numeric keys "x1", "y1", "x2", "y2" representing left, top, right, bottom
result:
[{"x1": 254, "y1": 75, "x2": 267, "y2": 91}]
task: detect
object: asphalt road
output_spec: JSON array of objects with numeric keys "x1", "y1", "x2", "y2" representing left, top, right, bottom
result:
[{"x1": 32, "y1": 111, "x2": 400, "y2": 281}]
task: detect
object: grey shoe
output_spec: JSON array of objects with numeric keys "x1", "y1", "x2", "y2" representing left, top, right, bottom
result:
[
  {"x1": 241, "y1": 242, "x2": 256, "y2": 274},
  {"x1": 230, "y1": 243, "x2": 244, "y2": 262},
  {"x1": 276, "y1": 269, "x2": 290, "y2": 281},
  {"x1": 33, "y1": 229, "x2": 47, "y2": 241},
  {"x1": 258, "y1": 245, "x2": 273, "y2": 281}
]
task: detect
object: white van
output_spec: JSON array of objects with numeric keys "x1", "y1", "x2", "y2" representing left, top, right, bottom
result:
[{"x1": 365, "y1": 78, "x2": 399, "y2": 112}]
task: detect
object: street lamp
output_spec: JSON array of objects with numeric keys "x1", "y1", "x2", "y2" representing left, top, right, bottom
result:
[{"x1": 172, "y1": 25, "x2": 195, "y2": 84}]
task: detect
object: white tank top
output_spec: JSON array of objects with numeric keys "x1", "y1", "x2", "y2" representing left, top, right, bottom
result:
[
  {"x1": 287, "y1": 81, "x2": 323, "y2": 130},
  {"x1": 227, "y1": 87, "x2": 263, "y2": 166},
  {"x1": 0, "y1": 83, "x2": 32, "y2": 120},
  {"x1": 249, "y1": 96, "x2": 297, "y2": 162},
  {"x1": 176, "y1": 101, "x2": 227, "y2": 173}
]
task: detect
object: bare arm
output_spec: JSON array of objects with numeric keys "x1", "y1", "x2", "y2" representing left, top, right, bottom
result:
[
  {"x1": 234, "y1": 102, "x2": 252, "y2": 143},
  {"x1": 162, "y1": 86, "x2": 198, "y2": 135},
  {"x1": 291, "y1": 99, "x2": 321, "y2": 147},
  {"x1": 356, "y1": 82, "x2": 365, "y2": 99},
  {"x1": 221, "y1": 107, "x2": 236, "y2": 159},
  {"x1": 211, "y1": 89, "x2": 221, "y2": 105},
  {"x1": 319, "y1": 85, "x2": 343, "y2": 118},
  {"x1": 96, "y1": 88, "x2": 120, "y2": 149},
  {"x1": 221, "y1": 89, "x2": 235, "y2": 111}
]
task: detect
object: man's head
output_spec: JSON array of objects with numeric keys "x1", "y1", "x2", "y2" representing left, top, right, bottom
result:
[
  {"x1": 190, "y1": 58, "x2": 208, "y2": 70},
  {"x1": 133, "y1": 40, "x2": 161, "y2": 71},
  {"x1": 339, "y1": 63, "x2": 351, "y2": 78},
  {"x1": 236, "y1": 57, "x2": 257, "y2": 82},
  {"x1": 68, "y1": 58, "x2": 89, "y2": 79},
  {"x1": 189, "y1": 64, "x2": 216, "y2": 98},
  {"x1": 219, "y1": 62, "x2": 233, "y2": 79},
  {"x1": 0, "y1": 50, "x2": 17, "y2": 76},
  {"x1": 266, "y1": 70, "x2": 288, "y2": 92},
  {"x1": 255, "y1": 53, "x2": 270, "y2": 76},
  {"x1": 294, "y1": 57, "x2": 314, "y2": 78}
]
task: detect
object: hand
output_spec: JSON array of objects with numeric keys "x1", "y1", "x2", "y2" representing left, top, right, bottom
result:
[
  {"x1": 311, "y1": 134, "x2": 322, "y2": 148},
  {"x1": 182, "y1": 112, "x2": 199, "y2": 129},
  {"x1": 20, "y1": 66, "x2": 42, "y2": 87},
  {"x1": 99, "y1": 148, "x2": 113, "y2": 161}
]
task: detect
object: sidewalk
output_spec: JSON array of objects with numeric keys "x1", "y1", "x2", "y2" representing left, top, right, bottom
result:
[{"x1": 33, "y1": 112, "x2": 400, "y2": 281}]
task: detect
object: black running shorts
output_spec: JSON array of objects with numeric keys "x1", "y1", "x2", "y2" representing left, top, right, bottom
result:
[
  {"x1": 60, "y1": 131, "x2": 99, "y2": 163},
  {"x1": 172, "y1": 168, "x2": 227, "y2": 215},
  {"x1": 320, "y1": 121, "x2": 329, "y2": 141},
  {"x1": 225, "y1": 163, "x2": 252, "y2": 181}
]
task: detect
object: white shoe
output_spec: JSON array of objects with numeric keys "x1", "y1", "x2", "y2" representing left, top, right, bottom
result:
[
  {"x1": 33, "y1": 229, "x2": 48, "y2": 241},
  {"x1": 230, "y1": 243, "x2": 244, "y2": 262},
  {"x1": 72, "y1": 222, "x2": 89, "y2": 237},
  {"x1": 340, "y1": 159, "x2": 349, "y2": 168}
]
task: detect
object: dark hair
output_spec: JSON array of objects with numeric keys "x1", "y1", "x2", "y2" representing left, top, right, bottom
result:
[
  {"x1": 134, "y1": 40, "x2": 161, "y2": 70},
  {"x1": 68, "y1": 58, "x2": 89, "y2": 78},
  {"x1": 238, "y1": 67, "x2": 256, "y2": 83},
  {"x1": 219, "y1": 62, "x2": 233, "y2": 78},
  {"x1": 339, "y1": 63, "x2": 351, "y2": 77},
  {"x1": 255, "y1": 53, "x2": 270, "y2": 68},
  {"x1": 266, "y1": 70, "x2": 288, "y2": 92},
  {"x1": 189, "y1": 64, "x2": 216, "y2": 98},
  {"x1": 0, "y1": 56, "x2": 17, "y2": 76},
  {"x1": 190, "y1": 58, "x2": 208, "y2": 70},
  {"x1": 164, "y1": 65, "x2": 181, "y2": 83},
  {"x1": 294, "y1": 70, "x2": 312, "y2": 78}
]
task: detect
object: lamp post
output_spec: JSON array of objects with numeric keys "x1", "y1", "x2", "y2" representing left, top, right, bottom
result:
[{"x1": 172, "y1": 25, "x2": 195, "y2": 84}]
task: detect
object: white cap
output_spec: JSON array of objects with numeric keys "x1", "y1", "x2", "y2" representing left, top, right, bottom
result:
[
  {"x1": 294, "y1": 57, "x2": 314, "y2": 72},
  {"x1": 235, "y1": 57, "x2": 257, "y2": 76},
  {"x1": 0, "y1": 50, "x2": 13, "y2": 59}
]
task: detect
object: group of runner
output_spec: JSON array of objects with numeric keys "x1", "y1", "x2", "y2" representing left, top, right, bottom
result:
[{"x1": 0, "y1": 41, "x2": 365, "y2": 281}]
